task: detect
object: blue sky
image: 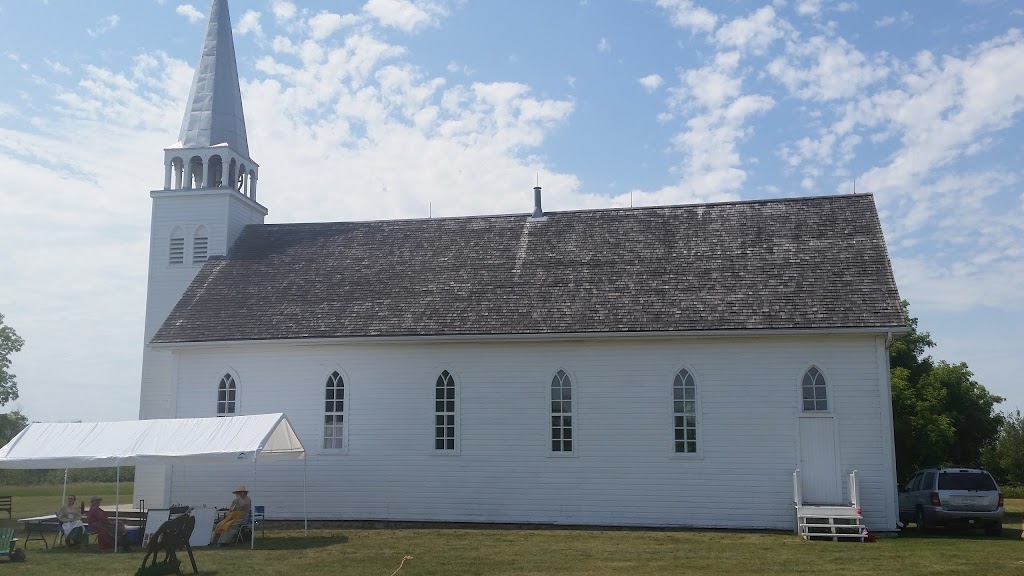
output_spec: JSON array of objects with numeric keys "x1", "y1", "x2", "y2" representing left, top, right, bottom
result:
[{"x1": 0, "y1": 0, "x2": 1022, "y2": 423}]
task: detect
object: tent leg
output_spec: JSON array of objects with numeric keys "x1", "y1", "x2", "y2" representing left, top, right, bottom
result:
[
  {"x1": 251, "y1": 456, "x2": 257, "y2": 550},
  {"x1": 114, "y1": 462, "x2": 121, "y2": 554},
  {"x1": 62, "y1": 469, "x2": 68, "y2": 504},
  {"x1": 303, "y1": 457, "x2": 307, "y2": 536}
]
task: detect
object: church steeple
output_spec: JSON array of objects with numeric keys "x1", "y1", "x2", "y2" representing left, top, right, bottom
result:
[
  {"x1": 163, "y1": 0, "x2": 258, "y2": 199},
  {"x1": 178, "y1": 0, "x2": 248, "y2": 156}
]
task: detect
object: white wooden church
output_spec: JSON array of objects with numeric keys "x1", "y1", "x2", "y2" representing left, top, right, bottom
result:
[{"x1": 136, "y1": 0, "x2": 907, "y2": 533}]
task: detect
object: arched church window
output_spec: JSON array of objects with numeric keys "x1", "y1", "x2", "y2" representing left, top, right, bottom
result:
[
  {"x1": 672, "y1": 368, "x2": 698, "y2": 454},
  {"x1": 434, "y1": 370, "x2": 457, "y2": 451},
  {"x1": 217, "y1": 373, "x2": 236, "y2": 416},
  {"x1": 802, "y1": 366, "x2": 828, "y2": 412},
  {"x1": 323, "y1": 371, "x2": 345, "y2": 450},
  {"x1": 550, "y1": 369, "x2": 573, "y2": 454},
  {"x1": 193, "y1": 227, "x2": 209, "y2": 264},
  {"x1": 169, "y1": 227, "x2": 185, "y2": 265}
]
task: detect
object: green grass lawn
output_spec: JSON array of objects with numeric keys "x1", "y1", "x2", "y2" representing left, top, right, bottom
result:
[{"x1": 0, "y1": 483, "x2": 1020, "y2": 575}]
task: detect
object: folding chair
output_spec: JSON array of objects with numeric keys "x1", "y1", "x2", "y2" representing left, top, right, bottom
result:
[
  {"x1": 232, "y1": 518, "x2": 252, "y2": 545},
  {"x1": 253, "y1": 506, "x2": 265, "y2": 537}
]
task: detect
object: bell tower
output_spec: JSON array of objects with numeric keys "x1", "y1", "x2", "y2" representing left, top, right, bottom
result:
[
  {"x1": 137, "y1": 0, "x2": 267, "y2": 508},
  {"x1": 164, "y1": 0, "x2": 258, "y2": 197}
]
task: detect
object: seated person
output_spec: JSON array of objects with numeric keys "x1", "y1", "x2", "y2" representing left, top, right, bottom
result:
[
  {"x1": 212, "y1": 485, "x2": 251, "y2": 545},
  {"x1": 86, "y1": 496, "x2": 131, "y2": 551},
  {"x1": 56, "y1": 495, "x2": 86, "y2": 546}
]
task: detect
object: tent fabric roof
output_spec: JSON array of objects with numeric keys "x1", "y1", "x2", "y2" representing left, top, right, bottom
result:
[{"x1": 0, "y1": 413, "x2": 304, "y2": 469}]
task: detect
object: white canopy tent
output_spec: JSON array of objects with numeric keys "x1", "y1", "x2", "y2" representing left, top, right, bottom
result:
[{"x1": 0, "y1": 413, "x2": 307, "y2": 550}]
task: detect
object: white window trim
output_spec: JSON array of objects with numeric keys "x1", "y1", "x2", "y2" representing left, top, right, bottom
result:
[
  {"x1": 215, "y1": 369, "x2": 240, "y2": 417},
  {"x1": 546, "y1": 367, "x2": 577, "y2": 458},
  {"x1": 798, "y1": 364, "x2": 833, "y2": 415},
  {"x1": 319, "y1": 367, "x2": 349, "y2": 455},
  {"x1": 669, "y1": 364, "x2": 703, "y2": 459},
  {"x1": 430, "y1": 367, "x2": 461, "y2": 455}
]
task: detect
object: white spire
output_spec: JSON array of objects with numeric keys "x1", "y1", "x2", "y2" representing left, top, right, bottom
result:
[{"x1": 177, "y1": 0, "x2": 249, "y2": 157}]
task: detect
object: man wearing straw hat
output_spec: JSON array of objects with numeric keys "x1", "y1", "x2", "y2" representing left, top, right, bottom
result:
[{"x1": 212, "y1": 485, "x2": 251, "y2": 545}]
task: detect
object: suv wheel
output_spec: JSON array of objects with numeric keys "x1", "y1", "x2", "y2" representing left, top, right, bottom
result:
[
  {"x1": 915, "y1": 508, "x2": 929, "y2": 534},
  {"x1": 984, "y1": 523, "x2": 1002, "y2": 537}
]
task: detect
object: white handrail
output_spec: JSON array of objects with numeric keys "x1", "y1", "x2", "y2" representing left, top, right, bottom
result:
[
  {"x1": 793, "y1": 469, "x2": 802, "y2": 507},
  {"x1": 849, "y1": 470, "x2": 859, "y2": 511}
]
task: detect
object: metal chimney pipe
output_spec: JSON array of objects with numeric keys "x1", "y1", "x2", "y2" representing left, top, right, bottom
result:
[{"x1": 532, "y1": 186, "x2": 543, "y2": 218}]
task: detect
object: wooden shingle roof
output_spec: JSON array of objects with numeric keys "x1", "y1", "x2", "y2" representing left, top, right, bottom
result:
[{"x1": 152, "y1": 194, "x2": 904, "y2": 343}]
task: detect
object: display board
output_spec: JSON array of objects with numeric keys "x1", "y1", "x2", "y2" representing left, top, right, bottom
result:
[
  {"x1": 141, "y1": 509, "x2": 171, "y2": 548},
  {"x1": 188, "y1": 507, "x2": 217, "y2": 547}
]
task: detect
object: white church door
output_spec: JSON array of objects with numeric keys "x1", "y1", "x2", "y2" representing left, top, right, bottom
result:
[{"x1": 798, "y1": 416, "x2": 842, "y2": 504}]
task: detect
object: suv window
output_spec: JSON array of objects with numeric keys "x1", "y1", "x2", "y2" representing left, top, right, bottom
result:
[
  {"x1": 922, "y1": 471, "x2": 936, "y2": 490},
  {"x1": 938, "y1": 471, "x2": 998, "y2": 491},
  {"x1": 904, "y1": 473, "x2": 921, "y2": 492}
]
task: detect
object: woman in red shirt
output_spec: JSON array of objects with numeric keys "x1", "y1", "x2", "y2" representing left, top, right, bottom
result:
[{"x1": 86, "y1": 496, "x2": 130, "y2": 551}]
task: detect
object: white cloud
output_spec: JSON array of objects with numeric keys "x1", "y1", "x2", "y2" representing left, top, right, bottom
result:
[
  {"x1": 655, "y1": 0, "x2": 718, "y2": 33},
  {"x1": 237, "y1": 10, "x2": 264, "y2": 38},
  {"x1": 874, "y1": 10, "x2": 912, "y2": 28},
  {"x1": 309, "y1": 11, "x2": 360, "y2": 40},
  {"x1": 86, "y1": 14, "x2": 120, "y2": 37},
  {"x1": 175, "y1": 4, "x2": 204, "y2": 24},
  {"x1": 363, "y1": 0, "x2": 448, "y2": 33},
  {"x1": 446, "y1": 61, "x2": 473, "y2": 75},
  {"x1": 43, "y1": 59, "x2": 70, "y2": 74},
  {"x1": 272, "y1": 0, "x2": 297, "y2": 23},
  {"x1": 664, "y1": 51, "x2": 775, "y2": 200},
  {"x1": 638, "y1": 74, "x2": 664, "y2": 92},
  {"x1": 796, "y1": 0, "x2": 821, "y2": 16},
  {"x1": 714, "y1": 6, "x2": 785, "y2": 54},
  {"x1": 768, "y1": 35, "x2": 889, "y2": 101},
  {"x1": 597, "y1": 37, "x2": 610, "y2": 52}
]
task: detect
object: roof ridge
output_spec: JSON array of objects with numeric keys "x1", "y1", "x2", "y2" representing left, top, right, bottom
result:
[{"x1": 254, "y1": 193, "x2": 873, "y2": 228}]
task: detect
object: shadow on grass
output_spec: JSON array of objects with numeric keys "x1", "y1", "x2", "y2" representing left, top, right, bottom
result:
[
  {"x1": 33, "y1": 532, "x2": 348, "y2": 555},
  {"x1": 219, "y1": 533, "x2": 349, "y2": 551}
]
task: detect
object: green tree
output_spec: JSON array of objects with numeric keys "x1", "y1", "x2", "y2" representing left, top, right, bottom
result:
[
  {"x1": 0, "y1": 410, "x2": 28, "y2": 447},
  {"x1": 983, "y1": 410, "x2": 1024, "y2": 486},
  {"x1": 925, "y1": 361, "x2": 1003, "y2": 467},
  {"x1": 0, "y1": 313, "x2": 25, "y2": 406},
  {"x1": 889, "y1": 302, "x2": 1003, "y2": 481}
]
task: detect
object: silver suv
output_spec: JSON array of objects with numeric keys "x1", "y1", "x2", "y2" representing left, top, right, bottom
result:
[{"x1": 898, "y1": 467, "x2": 1004, "y2": 536}]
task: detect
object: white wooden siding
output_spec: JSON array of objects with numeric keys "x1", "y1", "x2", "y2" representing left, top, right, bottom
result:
[
  {"x1": 137, "y1": 188, "x2": 266, "y2": 504},
  {"x1": 140, "y1": 334, "x2": 898, "y2": 531}
]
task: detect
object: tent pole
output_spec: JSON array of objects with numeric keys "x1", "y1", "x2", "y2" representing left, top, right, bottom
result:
[
  {"x1": 251, "y1": 453, "x2": 257, "y2": 550},
  {"x1": 61, "y1": 469, "x2": 68, "y2": 504},
  {"x1": 114, "y1": 460, "x2": 121, "y2": 554},
  {"x1": 303, "y1": 456, "x2": 307, "y2": 536}
]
